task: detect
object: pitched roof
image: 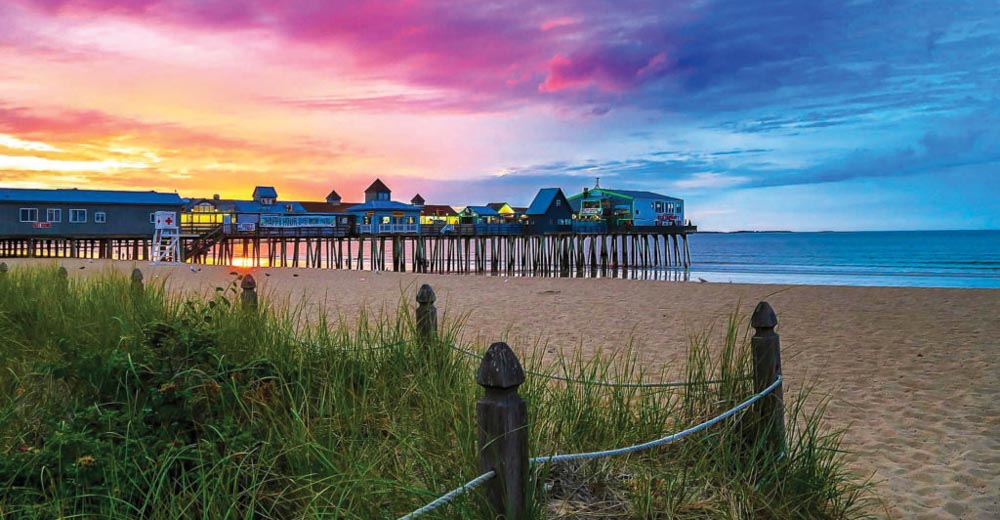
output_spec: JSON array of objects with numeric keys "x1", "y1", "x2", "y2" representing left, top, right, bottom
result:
[
  {"x1": 606, "y1": 189, "x2": 681, "y2": 201},
  {"x1": 364, "y1": 178, "x2": 391, "y2": 193},
  {"x1": 525, "y1": 188, "x2": 566, "y2": 215},
  {"x1": 299, "y1": 201, "x2": 360, "y2": 213},
  {"x1": 186, "y1": 198, "x2": 237, "y2": 212},
  {"x1": 486, "y1": 202, "x2": 509, "y2": 211},
  {"x1": 567, "y1": 188, "x2": 681, "y2": 201},
  {"x1": 234, "y1": 200, "x2": 307, "y2": 213},
  {"x1": 346, "y1": 200, "x2": 420, "y2": 212},
  {"x1": 0, "y1": 187, "x2": 184, "y2": 205},
  {"x1": 421, "y1": 204, "x2": 458, "y2": 216},
  {"x1": 464, "y1": 205, "x2": 500, "y2": 216},
  {"x1": 326, "y1": 189, "x2": 341, "y2": 200},
  {"x1": 410, "y1": 193, "x2": 425, "y2": 204},
  {"x1": 252, "y1": 186, "x2": 278, "y2": 199}
]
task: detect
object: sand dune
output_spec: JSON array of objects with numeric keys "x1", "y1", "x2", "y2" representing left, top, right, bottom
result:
[{"x1": 8, "y1": 259, "x2": 998, "y2": 519}]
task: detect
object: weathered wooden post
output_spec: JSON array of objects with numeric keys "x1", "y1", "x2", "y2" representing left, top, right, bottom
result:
[
  {"x1": 240, "y1": 274, "x2": 258, "y2": 310},
  {"x1": 131, "y1": 268, "x2": 144, "y2": 295},
  {"x1": 751, "y1": 301, "x2": 785, "y2": 452},
  {"x1": 477, "y1": 342, "x2": 528, "y2": 520},
  {"x1": 0, "y1": 262, "x2": 7, "y2": 276},
  {"x1": 415, "y1": 284, "x2": 437, "y2": 343}
]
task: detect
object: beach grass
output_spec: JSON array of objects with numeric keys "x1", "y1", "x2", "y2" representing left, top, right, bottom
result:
[{"x1": 0, "y1": 264, "x2": 878, "y2": 518}]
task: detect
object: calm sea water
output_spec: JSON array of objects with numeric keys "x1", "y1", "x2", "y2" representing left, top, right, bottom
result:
[{"x1": 687, "y1": 230, "x2": 1000, "y2": 288}]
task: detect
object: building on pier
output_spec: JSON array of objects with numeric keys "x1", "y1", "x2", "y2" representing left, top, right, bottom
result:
[
  {"x1": 419, "y1": 204, "x2": 459, "y2": 225},
  {"x1": 347, "y1": 179, "x2": 422, "y2": 234},
  {"x1": 183, "y1": 194, "x2": 236, "y2": 232},
  {"x1": 486, "y1": 202, "x2": 522, "y2": 222},
  {"x1": 0, "y1": 187, "x2": 184, "y2": 237},
  {"x1": 299, "y1": 190, "x2": 360, "y2": 213},
  {"x1": 460, "y1": 205, "x2": 501, "y2": 224},
  {"x1": 567, "y1": 183, "x2": 685, "y2": 227},
  {"x1": 524, "y1": 188, "x2": 573, "y2": 234}
]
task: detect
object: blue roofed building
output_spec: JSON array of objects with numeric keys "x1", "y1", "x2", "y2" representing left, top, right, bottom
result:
[
  {"x1": 183, "y1": 186, "x2": 312, "y2": 233},
  {"x1": 347, "y1": 179, "x2": 421, "y2": 234},
  {"x1": 459, "y1": 205, "x2": 501, "y2": 224},
  {"x1": 0, "y1": 187, "x2": 185, "y2": 237},
  {"x1": 524, "y1": 188, "x2": 573, "y2": 234},
  {"x1": 566, "y1": 180, "x2": 685, "y2": 227}
]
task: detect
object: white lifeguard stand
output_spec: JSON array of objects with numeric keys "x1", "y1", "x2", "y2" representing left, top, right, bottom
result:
[{"x1": 150, "y1": 211, "x2": 182, "y2": 264}]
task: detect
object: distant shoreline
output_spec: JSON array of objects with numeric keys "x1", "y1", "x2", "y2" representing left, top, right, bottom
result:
[{"x1": 695, "y1": 228, "x2": 998, "y2": 234}]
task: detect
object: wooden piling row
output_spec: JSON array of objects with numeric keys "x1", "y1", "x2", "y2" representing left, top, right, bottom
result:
[{"x1": 0, "y1": 231, "x2": 694, "y2": 276}]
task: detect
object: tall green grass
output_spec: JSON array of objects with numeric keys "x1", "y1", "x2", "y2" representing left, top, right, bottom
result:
[{"x1": 0, "y1": 265, "x2": 878, "y2": 519}]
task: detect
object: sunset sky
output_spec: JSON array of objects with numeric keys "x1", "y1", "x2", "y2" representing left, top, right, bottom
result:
[{"x1": 1, "y1": 0, "x2": 997, "y2": 231}]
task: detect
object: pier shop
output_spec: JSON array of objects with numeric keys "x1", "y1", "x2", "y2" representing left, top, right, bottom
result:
[{"x1": 567, "y1": 183, "x2": 686, "y2": 227}]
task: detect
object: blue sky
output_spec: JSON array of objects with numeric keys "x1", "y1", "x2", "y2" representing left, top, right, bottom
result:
[{"x1": 0, "y1": 0, "x2": 997, "y2": 230}]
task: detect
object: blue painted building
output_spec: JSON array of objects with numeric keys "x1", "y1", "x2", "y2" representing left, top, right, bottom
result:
[
  {"x1": 524, "y1": 188, "x2": 573, "y2": 234},
  {"x1": 347, "y1": 179, "x2": 422, "y2": 234},
  {"x1": 0, "y1": 187, "x2": 184, "y2": 237},
  {"x1": 567, "y1": 183, "x2": 685, "y2": 227}
]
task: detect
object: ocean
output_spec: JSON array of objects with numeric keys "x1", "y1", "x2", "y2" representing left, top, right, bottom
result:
[{"x1": 686, "y1": 230, "x2": 1000, "y2": 288}]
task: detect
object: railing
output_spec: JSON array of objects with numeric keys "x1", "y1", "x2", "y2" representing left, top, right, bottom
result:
[{"x1": 357, "y1": 223, "x2": 420, "y2": 234}]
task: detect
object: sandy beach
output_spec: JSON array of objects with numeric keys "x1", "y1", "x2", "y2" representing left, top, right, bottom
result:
[{"x1": 8, "y1": 258, "x2": 998, "y2": 519}]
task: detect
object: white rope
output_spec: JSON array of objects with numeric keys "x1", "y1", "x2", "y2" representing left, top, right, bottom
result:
[
  {"x1": 397, "y1": 470, "x2": 496, "y2": 520},
  {"x1": 531, "y1": 375, "x2": 783, "y2": 464},
  {"x1": 396, "y1": 375, "x2": 783, "y2": 519}
]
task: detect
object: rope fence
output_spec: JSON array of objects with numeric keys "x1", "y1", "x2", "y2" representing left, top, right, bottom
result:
[
  {"x1": 530, "y1": 375, "x2": 782, "y2": 464},
  {"x1": 397, "y1": 470, "x2": 496, "y2": 520},
  {"x1": 233, "y1": 281, "x2": 787, "y2": 520},
  {"x1": 449, "y1": 343, "x2": 737, "y2": 388},
  {"x1": 399, "y1": 375, "x2": 784, "y2": 519}
]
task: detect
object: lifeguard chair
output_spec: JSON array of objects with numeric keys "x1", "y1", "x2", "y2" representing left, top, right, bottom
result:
[{"x1": 150, "y1": 211, "x2": 182, "y2": 264}]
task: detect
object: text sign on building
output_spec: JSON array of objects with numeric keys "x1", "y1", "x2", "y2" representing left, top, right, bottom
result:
[
  {"x1": 33, "y1": 222, "x2": 52, "y2": 229},
  {"x1": 259, "y1": 215, "x2": 340, "y2": 228},
  {"x1": 154, "y1": 211, "x2": 178, "y2": 230}
]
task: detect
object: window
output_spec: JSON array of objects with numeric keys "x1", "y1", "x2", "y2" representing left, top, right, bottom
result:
[
  {"x1": 47, "y1": 208, "x2": 61, "y2": 222},
  {"x1": 381, "y1": 216, "x2": 391, "y2": 224},
  {"x1": 94, "y1": 212, "x2": 107, "y2": 224},
  {"x1": 150, "y1": 213, "x2": 156, "y2": 223},
  {"x1": 555, "y1": 199, "x2": 561, "y2": 207},
  {"x1": 19, "y1": 208, "x2": 38, "y2": 222},
  {"x1": 70, "y1": 209, "x2": 87, "y2": 223}
]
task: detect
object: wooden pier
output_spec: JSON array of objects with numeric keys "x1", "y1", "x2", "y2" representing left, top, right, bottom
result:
[{"x1": 0, "y1": 226, "x2": 695, "y2": 276}]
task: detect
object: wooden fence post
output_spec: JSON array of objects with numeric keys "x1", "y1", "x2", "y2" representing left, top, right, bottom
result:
[
  {"x1": 131, "y1": 268, "x2": 144, "y2": 295},
  {"x1": 751, "y1": 301, "x2": 785, "y2": 452},
  {"x1": 240, "y1": 274, "x2": 258, "y2": 310},
  {"x1": 477, "y1": 342, "x2": 528, "y2": 520},
  {"x1": 415, "y1": 284, "x2": 437, "y2": 343}
]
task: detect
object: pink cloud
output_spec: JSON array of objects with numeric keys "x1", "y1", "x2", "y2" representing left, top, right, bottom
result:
[
  {"x1": 10, "y1": 0, "x2": 693, "y2": 112},
  {"x1": 540, "y1": 17, "x2": 578, "y2": 31},
  {"x1": 538, "y1": 49, "x2": 673, "y2": 93}
]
